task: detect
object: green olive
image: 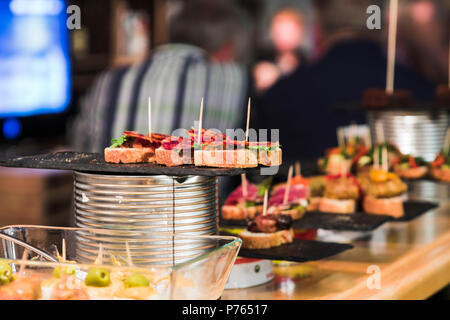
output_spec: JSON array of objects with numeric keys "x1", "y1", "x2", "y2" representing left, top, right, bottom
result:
[
  {"x1": 84, "y1": 267, "x2": 111, "y2": 287},
  {"x1": 0, "y1": 261, "x2": 13, "y2": 286},
  {"x1": 53, "y1": 265, "x2": 76, "y2": 278},
  {"x1": 123, "y1": 273, "x2": 150, "y2": 288}
]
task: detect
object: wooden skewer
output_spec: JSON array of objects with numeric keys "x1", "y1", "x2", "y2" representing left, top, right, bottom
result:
[
  {"x1": 295, "y1": 161, "x2": 301, "y2": 177},
  {"x1": 262, "y1": 189, "x2": 269, "y2": 216},
  {"x1": 197, "y1": 98, "x2": 204, "y2": 146},
  {"x1": 337, "y1": 128, "x2": 345, "y2": 149},
  {"x1": 382, "y1": 147, "x2": 389, "y2": 172},
  {"x1": 444, "y1": 128, "x2": 450, "y2": 149},
  {"x1": 245, "y1": 98, "x2": 251, "y2": 142},
  {"x1": 376, "y1": 121, "x2": 385, "y2": 144},
  {"x1": 283, "y1": 165, "x2": 294, "y2": 205},
  {"x1": 95, "y1": 243, "x2": 103, "y2": 265},
  {"x1": 18, "y1": 249, "x2": 28, "y2": 276},
  {"x1": 386, "y1": 0, "x2": 399, "y2": 94},
  {"x1": 148, "y1": 97, "x2": 152, "y2": 138},
  {"x1": 62, "y1": 239, "x2": 66, "y2": 263},
  {"x1": 125, "y1": 242, "x2": 132, "y2": 266},
  {"x1": 373, "y1": 146, "x2": 379, "y2": 170},
  {"x1": 241, "y1": 174, "x2": 248, "y2": 198}
]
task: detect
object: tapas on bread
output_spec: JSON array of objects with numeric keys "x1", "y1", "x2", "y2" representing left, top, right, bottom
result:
[
  {"x1": 357, "y1": 169, "x2": 407, "y2": 218},
  {"x1": 238, "y1": 190, "x2": 294, "y2": 249},
  {"x1": 221, "y1": 176, "x2": 264, "y2": 220},
  {"x1": 430, "y1": 148, "x2": 450, "y2": 183},
  {"x1": 106, "y1": 129, "x2": 282, "y2": 168},
  {"x1": 318, "y1": 173, "x2": 360, "y2": 214},
  {"x1": 392, "y1": 154, "x2": 428, "y2": 179}
]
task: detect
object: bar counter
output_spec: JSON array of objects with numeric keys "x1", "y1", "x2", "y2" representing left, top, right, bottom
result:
[{"x1": 222, "y1": 202, "x2": 450, "y2": 300}]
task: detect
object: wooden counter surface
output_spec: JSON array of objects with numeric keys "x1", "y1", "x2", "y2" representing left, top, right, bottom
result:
[{"x1": 222, "y1": 202, "x2": 450, "y2": 300}]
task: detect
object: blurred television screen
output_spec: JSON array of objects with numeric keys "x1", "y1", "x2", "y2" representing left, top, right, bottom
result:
[{"x1": 0, "y1": 0, "x2": 70, "y2": 118}]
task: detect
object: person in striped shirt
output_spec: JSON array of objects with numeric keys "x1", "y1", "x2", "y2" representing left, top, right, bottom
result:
[{"x1": 71, "y1": 0, "x2": 249, "y2": 153}]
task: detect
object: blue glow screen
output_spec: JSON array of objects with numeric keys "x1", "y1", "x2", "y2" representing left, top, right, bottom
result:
[{"x1": 0, "y1": 0, "x2": 71, "y2": 117}]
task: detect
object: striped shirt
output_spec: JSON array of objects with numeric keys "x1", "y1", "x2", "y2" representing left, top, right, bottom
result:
[{"x1": 72, "y1": 44, "x2": 249, "y2": 152}]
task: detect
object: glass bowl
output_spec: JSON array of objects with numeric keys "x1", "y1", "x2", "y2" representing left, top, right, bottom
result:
[{"x1": 0, "y1": 225, "x2": 241, "y2": 300}]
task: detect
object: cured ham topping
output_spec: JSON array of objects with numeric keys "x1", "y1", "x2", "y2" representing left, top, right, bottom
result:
[
  {"x1": 269, "y1": 184, "x2": 307, "y2": 206},
  {"x1": 247, "y1": 213, "x2": 292, "y2": 233},
  {"x1": 224, "y1": 184, "x2": 263, "y2": 206}
]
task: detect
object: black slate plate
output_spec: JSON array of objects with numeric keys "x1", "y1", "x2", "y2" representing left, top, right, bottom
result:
[
  {"x1": 220, "y1": 212, "x2": 389, "y2": 232},
  {"x1": 391, "y1": 201, "x2": 438, "y2": 222},
  {"x1": 294, "y1": 211, "x2": 390, "y2": 231},
  {"x1": 0, "y1": 151, "x2": 257, "y2": 177},
  {"x1": 220, "y1": 200, "x2": 438, "y2": 231},
  {"x1": 220, "y1": 231, "x2": 353, "y2": 262}
]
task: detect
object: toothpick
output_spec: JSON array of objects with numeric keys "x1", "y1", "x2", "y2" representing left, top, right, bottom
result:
[
  {"x1": 376, "y1": 121, "x2": 385, "y2": 144},
  {"x1": 125, "y1": 242, "x2": 132, "y2": 267},
  {"x1": 262, "y1": 189, "x2": 268, "y2": 216},
  {"x1": 386, "y1": 0, "x2": 398, "y2": 94},
  {"x1": 18, "y1": 249, "x2": 28, "y2": 276},
  {"x1": 283, "y1": 165, "x2": 294, "y2": 205},
  {"x1": 373, "y1": 146, "x2": 379, "y2": 170},
  {"x1": 337, "y1": 128, "x2": 345, "y2": 149},
  {"x1": 382, "y1": 147, "x2": 389, "y2": 172},
  {"x1": 444, "y1": 128, "x2": 450, "y2": 149},
  {"x1": 197, "y1": 98, "x2": 204, "y2": 145},
  {"x1": 62, "y1": 239, "x2": 66, "y2": 263},
  {"x1": 241, "y1": 174, "x2": 248, "y2": 198},
  {"x1": 148, "y1": 97, "x2": 152, "y2": 138},
  {"x1": 245, "y1": 98, "x2": 251, "y2": 142},
  {"x1": 295, "y1": 161, "x2": 301, "y2": 177},
  {"x1": 95, "y1": 243, "x2": 103, "y2": 265}
]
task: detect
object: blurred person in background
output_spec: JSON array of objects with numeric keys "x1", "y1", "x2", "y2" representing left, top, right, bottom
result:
[
  {"x1": 396, "y1": 0, "x2": 449, "y2": 85},
  {"x1": 257, "y1": 0, "x2": 435, "y2": 163},
  {"x1": 253, "y1": 8, "x2": 308, "y2": 93},
  {"x1": 71, "y1": 0, "x2": 249, "y2": 153}
]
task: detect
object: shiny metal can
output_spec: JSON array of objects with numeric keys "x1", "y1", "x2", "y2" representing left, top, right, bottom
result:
[
  {"x1": 368, "y1": 110, "x2": 448, "y2": 161},
  {"x1": 73, "y1": 172, "x2": 218, "y2": 264}
]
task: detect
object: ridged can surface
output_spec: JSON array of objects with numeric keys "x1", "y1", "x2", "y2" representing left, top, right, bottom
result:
[
  {"x1": 368, "y1": 110, "x2": 448, "y2": 161},
  {"x1": 73, "y1": 172, "x2": 218, "y2": 264}
]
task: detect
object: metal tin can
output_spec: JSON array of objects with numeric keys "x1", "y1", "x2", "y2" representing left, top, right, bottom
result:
[
  {"x1": 73, "y1": 172, "x2": 218, "y2": 264},
  {"x1": 368, "y1": 110, "x2": 448, "y2": 161}
]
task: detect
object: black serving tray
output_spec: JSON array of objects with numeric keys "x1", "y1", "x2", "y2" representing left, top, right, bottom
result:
[
  {"x1": 220, "y1": 200, "x2": 438, "y2": 231},
  {"x1": 391, "y1": 201, "x2": 439, "y2": 222},
  {"x1": 220, "y1": 212, "x2": 389, "y2": 232},
  {"x1": 0, "y1": 151, "x2": 259, "y2": 177},
  {"x1": 220, "y1": 231, "x2": 353, "y2": 262}
]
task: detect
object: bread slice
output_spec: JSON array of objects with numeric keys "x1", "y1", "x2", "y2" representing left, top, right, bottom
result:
[
  {"x1": 194, "y1": 149, "x2": 258, "y2": 168},
  {"x1": 239, "y1": 229, "x2": 294, "y2": 249},
  {"x1": 430, "y1": 167, "x2": 450, "y2": 183},
  {"x1": 318, "y1": 198, "x2": 355, "y2": 214},
  {"x1": 394, "y1": 165, "x2": 428, "y2": 179},
  {"x1": 307, "y1": 197, "x2": 322, "y2": 211},
  {"x1": 104, "y1": 147, "x2": 156, "y2": 164},
  {"x1": 155, "y1": 147, "x2": 193, "y2": 166},
  {"x1": 257, "y1": 149, "x2": 282, "y2": 166},
  {"x1": 221, "y1": 205, "x2": 262, "y2": 220},
  {"x1": 363, "y1": 196, "x2": 404, "y2": 218}
]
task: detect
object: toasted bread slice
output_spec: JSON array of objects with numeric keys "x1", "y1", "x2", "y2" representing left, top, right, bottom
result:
[
  {"x1": 307, "y1": 197, "x2": 322, "y2": 211},
  {"x1": 155, "y1": 148, "x2": 193, "y2": 166},
  {"x1": 239, "y1": 229, "x2": 294, "y2": 249},
  {"x1": 194, "y1": 149, "x2": 258, "y2": 168},
  {"x1": 221, "y1": 205, "x2": 262, "y2": 220},
  {"x1": 257, "y1": 149, "x2": 282, "y2": 166},
  {"x1": 318, "y1": 198, "x2": 355, "y2": 214},
  {"x1": 430, "y1": 167, "x2": 450, "y2": 183},
  {"x1": 394, "y1": 165, "x2": 428, "y2": 179},
  {"x1": 104, "y1": 147, "x2": 155, "y2": 164},
  {"x1": 363, "y1": 196, "x2": 404, "y2": 218}
]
